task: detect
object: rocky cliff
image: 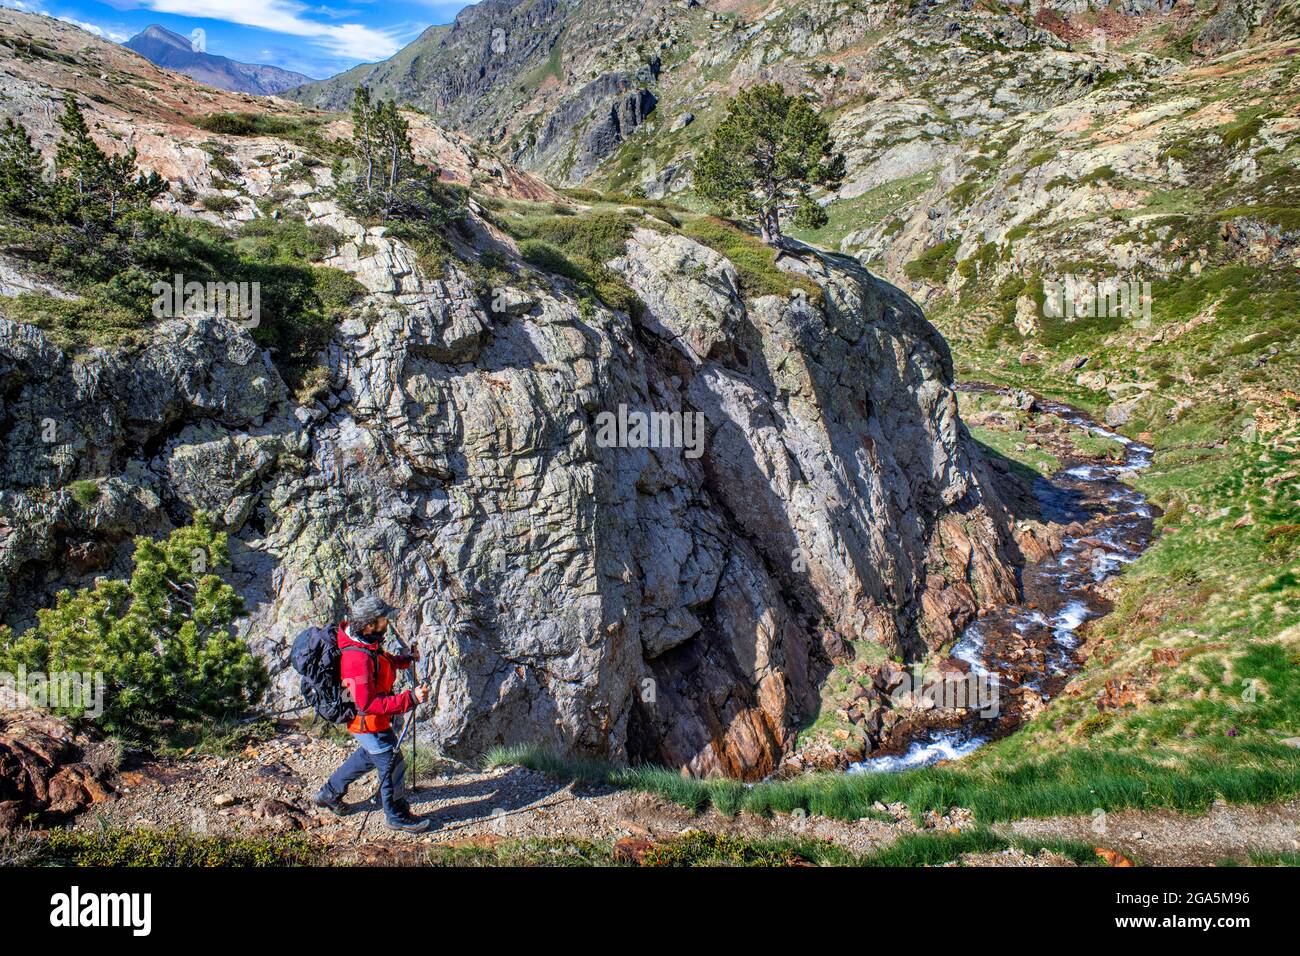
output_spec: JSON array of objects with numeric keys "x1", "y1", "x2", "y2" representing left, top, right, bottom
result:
[
  {"x1": 0, "y1": 213, "x2": 1017, "y2": 778},
  {"x1": 0, "y1": 7, "x2": 1019, "y2": 777}
]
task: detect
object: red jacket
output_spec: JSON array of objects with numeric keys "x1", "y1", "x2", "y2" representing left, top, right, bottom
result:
[{"x1": 338, "y1": 623, "x2": 414, "y2": 734}]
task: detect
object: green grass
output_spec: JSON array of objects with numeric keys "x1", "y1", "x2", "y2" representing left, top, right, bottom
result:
[
  {"x1": 520, "y1": 38, "x2": 564, "y2": 91},
  {"x1": 1069, "y1": 430, "x2": 1126, "y2": 461},
  {"x1": 487, "y1": 742, "x2": 1300, "y2": 824},
  {"x1": 67, "y1": 479, "x2": 100, "y2": 508},
  {"x1": 957, "y1": 388, "x2": 1067, "y2": 479},
  {"x1": 0, "y1": 293, "x2": 148, "y2": 350},
  {"x1": 494, "y1": 206, "x2": 643, "y2": 313},
  {"x1": 1229, "y1": 851, "x2": 1300, "y2": 867},
  {"x1": 679, "y1": 216, "x2": 822, "y2": 302},
  {"x1": 863, "y1": 828, "x2": 1102, "y2": 867},
  {"x1": 190, "y1": 111, "x2": 348, "y2": 159},
  {"x1": 420, "y1": 837, "x2": 618, "y2": 867},
  {"x1": 418, "y1": 828, "x2": 1095, "y2": 866},
  {"x1": 152, "y1": 716, "x2": 276, "y2": 758},
  {"x1": 969, "y1": 426, "x2": 1060, "y2": 478},
  {"x1": 637, "y1": 830, "x2": 857, "y2": 867},
  {"x1": 789, "y1": 169, "x2": 936, "y2": 249},
  {"x1": 25, "y1": 826, "x2": 324, "y2": 866},
  {"x1": 419, "y1": 832, "x2": 860, "y2": 867},
  {"x1": 0, "y1": 821, "x2": 1121, "y2": 867}
]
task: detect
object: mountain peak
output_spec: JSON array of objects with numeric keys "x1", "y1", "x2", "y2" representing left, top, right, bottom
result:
[
  {"x1": 123, "y1": 24, "x2": 312, "y2": 95},
  {"x1": 135, "y1": 24, "x2": 192, "y2": 50}
]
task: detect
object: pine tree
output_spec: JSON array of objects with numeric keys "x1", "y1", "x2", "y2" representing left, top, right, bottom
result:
[
  {"x1": 695, "y1": 83, "x2": 845, "y2": 246},
  {"x1": 374, "y1": 99, "x2": 416, "y2": 216},
  {"x1": 0, "y1": 117, "x2": 47, "y2": 217},
  {"x1": 51, "y1": 96, "x2": 165, "y2": 238},
  {"x1": 0, "y1": 514, "x2": 267, "y2": 736},
  {"x1": 336, "y1": 86, "x2": 460, "y2": 226},
  {"x1": 349, "y1": 85, "x2": 377, "y2": 195}
]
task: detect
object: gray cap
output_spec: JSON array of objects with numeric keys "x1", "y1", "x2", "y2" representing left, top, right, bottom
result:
[{"x1": 349, "y1": 593, "x2": 395, "y2": 630}]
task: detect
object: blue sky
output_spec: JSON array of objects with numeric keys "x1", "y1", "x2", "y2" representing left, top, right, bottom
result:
[{"x1": 1, "y1": 0, "x2": 473, "y2": 78}]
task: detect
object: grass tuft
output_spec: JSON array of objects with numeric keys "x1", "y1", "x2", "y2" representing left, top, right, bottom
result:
[{"x1": 489, "y1": 744, "x2": 1300, "y2": 824}]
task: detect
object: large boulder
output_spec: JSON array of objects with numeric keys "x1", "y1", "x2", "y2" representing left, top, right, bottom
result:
[{"x1": 0, "y1": 200, "x2": 1018, "y2": 780}]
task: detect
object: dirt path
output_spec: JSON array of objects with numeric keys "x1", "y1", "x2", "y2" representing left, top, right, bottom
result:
[
  {"x1": 1000, "y1": 802, "x2": 1300, "y2": 867},
  {"x1": 81, "y1": 732, "x2": 903, "y2": 858},
  {"x1": 69, "y1": 732, "x2": 1300, "y2": 865}
]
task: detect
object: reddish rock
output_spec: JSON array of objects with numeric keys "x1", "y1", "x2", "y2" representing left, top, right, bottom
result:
[
  {"x1": 0, "y1": 708, "x2": 114, "y2": 829},
  {"x1": 1096, "y1": 847, "x2": 1134, "y2": 867},
  {"x1": 1096, "y1": 678, "x2": 1148, "y2": 711},
  {"x1": 613, "y1": 837, "x2": 656, "y2": 865}
]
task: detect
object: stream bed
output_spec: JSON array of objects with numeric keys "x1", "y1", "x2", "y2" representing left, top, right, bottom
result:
[{"x1": 849, "y1": 391, "x2": 1156, "y2": 774}]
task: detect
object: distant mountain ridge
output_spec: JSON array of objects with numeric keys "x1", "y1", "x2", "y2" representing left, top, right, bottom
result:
[{"x1": 124, "y1": 24, "x2": 311, "y2": 96}]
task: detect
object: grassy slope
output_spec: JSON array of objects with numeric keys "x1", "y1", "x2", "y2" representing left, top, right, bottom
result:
[{"x1": 912, "y1": 41, "x2": 1300, "y2": 802}]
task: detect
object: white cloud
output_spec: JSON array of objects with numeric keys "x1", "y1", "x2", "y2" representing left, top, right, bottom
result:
[
  {"x1": 58, "y1": 14, "x2": 130, "y2": 40},
  {"x1": 135, "y1": 0, "x2": 405, "y2": 61},
  {"x1": 0, "y1": 1, "x2": 130, "y2": 41}
]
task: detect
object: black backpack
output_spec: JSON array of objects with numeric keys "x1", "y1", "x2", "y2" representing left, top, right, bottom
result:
[{"x1": 290, "y1": 626, "x2": 375, "y2": 724}]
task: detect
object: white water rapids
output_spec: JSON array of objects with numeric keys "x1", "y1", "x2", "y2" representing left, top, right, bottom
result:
[{"x1": 849, "y1": 400, "x2": 1154, "y2": 774}]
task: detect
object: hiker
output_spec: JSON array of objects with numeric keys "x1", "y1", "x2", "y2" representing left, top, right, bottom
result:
[{"x1": 313, "y1": 594, "x2": 432, "y2": 832}]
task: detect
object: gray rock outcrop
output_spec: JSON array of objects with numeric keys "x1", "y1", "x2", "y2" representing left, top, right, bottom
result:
[{"x1": 0, "y1": 193, "x2": 1017, "y2": 778}]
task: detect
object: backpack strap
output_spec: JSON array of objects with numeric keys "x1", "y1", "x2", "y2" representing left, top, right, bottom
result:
[{"x1": 340, "y1": 644, "x2": 381, "y2": 729}]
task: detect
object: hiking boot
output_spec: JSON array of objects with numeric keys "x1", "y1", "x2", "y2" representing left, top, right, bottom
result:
[
  {"x1": 385, "y1": 814, "x2": 431, "y2": 834},
  {"x1": 313, "y1": 788, "x2": 348, "y2": 816}
]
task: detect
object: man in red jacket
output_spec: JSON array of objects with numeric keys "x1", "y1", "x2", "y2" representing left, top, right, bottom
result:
[{"x1": 314, "y1": 594, "x2": 432, "y2": 832}]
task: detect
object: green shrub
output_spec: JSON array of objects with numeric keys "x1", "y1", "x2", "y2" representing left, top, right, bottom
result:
[
  {"x1": 34, "y1": 827, "x2": 323, "y2": 866},
  {"x1": 680, "y1": 216, "x2": 822, "y2": 301},
  {"x1": 67, "y1": 479, "x2": 100, "y2": 508},
  {"x1": 511, "y1": 213, "x2": 644, "y2": 313},
  {"x1": 0, "y1": 514, "x2": 268, "y2": 739},
  {"x1": 1220, "y1": 114, "x2": 1267, "y2": 150},
  {"x1": 200, "y1": 193, "x2": 239, "y2": 213},
  {"x1": 904, "y1": 238, "x2": 960, "y2": 283},
  {"x1": 512, "y1": 210, "x2": 637, "y2": 264},
  {"x1": 193, "y1": 112, "x2": 259, "y2": 136},
  {"x1": 191, "y1": 112, "x2": 347, "y2": 158}
]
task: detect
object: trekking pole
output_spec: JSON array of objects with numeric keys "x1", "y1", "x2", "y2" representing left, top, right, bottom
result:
[{"x1": 389, "y1": 624, "x2": 418, "y2": 795}]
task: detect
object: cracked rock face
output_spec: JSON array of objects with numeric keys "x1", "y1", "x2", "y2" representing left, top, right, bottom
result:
[{"x1": 1, "y1": 184, "x2": 1016, "y2": 778}]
